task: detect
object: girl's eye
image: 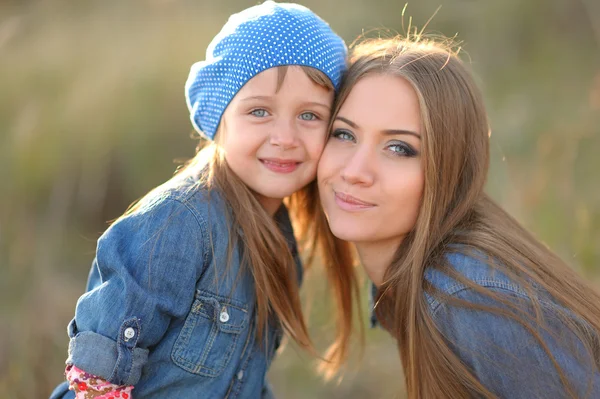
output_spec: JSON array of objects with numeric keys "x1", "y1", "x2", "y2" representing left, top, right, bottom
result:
[
  {"x1": 299, "y1": 112, "x2": 318, "y2": 121},
  {"x1": 387, "y1": 142, "x2": 418, "y2": 157},
  {"x1": 331, "y1": 129, "x2": 356, "y2": 142},
  {"x1": 250, "y1": 109, "x2": 269, "y2": 117}
]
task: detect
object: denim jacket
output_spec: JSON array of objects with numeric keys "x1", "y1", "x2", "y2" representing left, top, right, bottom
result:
[
  {"x1": 50, "y1": 174, "x2": 302, "y2": 399},
  {"x1": 374, "y1": 251, "x2": 600, "y2": 398}
]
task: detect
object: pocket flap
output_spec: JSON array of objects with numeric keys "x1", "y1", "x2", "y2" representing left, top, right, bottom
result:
[{"x1": 193, "y1": 289, "x2": 248, "y2": 334}]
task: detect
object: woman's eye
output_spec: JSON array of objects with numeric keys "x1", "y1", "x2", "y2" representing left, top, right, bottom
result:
[
  {"x1": 250, "y1": 109, "x2": 269, "y2": 117},
  {"x1": 331, "y1": 129, "x2": 355, "y2": 142},
  {"x1": 387, "y1": 142, "x2": 417, "y2": 157},
  {"x1": 299, "y1": 112, "x2": 318, "y2": 121}
]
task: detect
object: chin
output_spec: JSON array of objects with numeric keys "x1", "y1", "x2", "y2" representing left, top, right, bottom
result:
[
  {"x1": 326, "y1": 218, "x2": 369, "y2": 243},
  {"x1": 255, "y1": 185, "x2": 303, "y2": 201}
]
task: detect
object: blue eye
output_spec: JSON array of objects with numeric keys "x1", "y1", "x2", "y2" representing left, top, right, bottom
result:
[
  {"x1": 299, "y1": 112, "x2": 318, "y2": 121},
  {"x1": 250, "y1": 109, "x2": 269, "y2": 117},
  {"x1": 387, "y1": 142, "x2": 417, "y2": 157},
  {"x1": 331, "y1": 129, "x2": 355, "y2": 142}
]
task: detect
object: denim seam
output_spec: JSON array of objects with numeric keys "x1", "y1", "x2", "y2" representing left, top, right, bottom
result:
[
  {"x1": 430, "y1": 282, "x2": 562, "y2": 319},
  {"x1": 198, "y1": 319, "x2": 219, "y2": 374},
  {"x1": 429, "y1": 279, "x2": 527, "y2": 316},
  {"x1": 196, "y1": 289, "x2": 250, "y2": 313},
  {"x1": 227, "y1": 334, "x2": 254, "y2": 399},
  {"x1": 165, "y1": 197, "x2": 210, "y2": 278},
  {"x1": 172, "y1": 294, "x2": 247, "y2": 377},
  {"x1": 172, "y1": 299, "x2": 201, "y2": 370},
  {"x1": 109, "y1": 317, "x2": 141, "y2": 385}
]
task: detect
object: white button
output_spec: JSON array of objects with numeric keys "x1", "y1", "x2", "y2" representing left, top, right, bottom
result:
[
  {"x1": 124, "y1": 327, "x2": 135, "y2": 340},
  {"x1": 219, "y1": 307, "x2": 230, "y2": 323},
  {"x1": 237, "y1": 370, "x2": 244, "y2": 380}
]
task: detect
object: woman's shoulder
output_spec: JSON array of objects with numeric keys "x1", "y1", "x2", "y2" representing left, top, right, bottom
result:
[
  {"x1": 424, "y1": 249, "x2": 529, "y2": 311},
  {"x1": 423, "y1": 250, "x2": 599, "y2": 398},
  {"x1": 425, "y1": 250, "x2": 524, "y2": 293}
]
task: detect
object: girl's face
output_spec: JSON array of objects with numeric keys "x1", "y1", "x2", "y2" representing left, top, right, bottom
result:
[
  {"x1": 219, "y1": 66, "x2": 333, "y2": 214},
  {"x1": 318, "y1": 74, "x2": 424, "y2": 248}
]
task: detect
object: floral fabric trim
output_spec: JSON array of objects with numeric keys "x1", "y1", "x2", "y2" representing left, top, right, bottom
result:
[{"x1": 65, "y1": 364, "x2": 134, "y2": 399}]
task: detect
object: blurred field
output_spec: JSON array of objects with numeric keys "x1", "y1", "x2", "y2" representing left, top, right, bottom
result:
[{"x1": 1, "y1": 0, "x2": 599, "y2": 398}]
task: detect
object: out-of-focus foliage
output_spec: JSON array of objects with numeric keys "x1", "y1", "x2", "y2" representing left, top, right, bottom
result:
[{"x1": 1, "y1": 0, "x2": 599, "y2": 397}]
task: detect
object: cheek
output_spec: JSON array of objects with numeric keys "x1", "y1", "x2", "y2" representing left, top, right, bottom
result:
[
  {"x1": 408, "y1": 177, "x2": 425, "y2": 221},
  {"x1": 223, "y1": 124, "x2": 261, "y2": 155},
  {"x1": 221, "y1": 134, "x2": 253, "y2": 172},
  {"x1": 386, "y1": 166, "x2": 424, "y2": 218},
  {"x1": 222, "y1": 136, "x2": 243, "y2": 159},
  {"x1": 303, "y1": 129, "x2": 328, "y2": 160},
  {"x1": 406, "y1": 174, "x2": 425, "y2": 222},
  {"x1": 317, "y1": 142, "x2": 339, "y2": 182}
]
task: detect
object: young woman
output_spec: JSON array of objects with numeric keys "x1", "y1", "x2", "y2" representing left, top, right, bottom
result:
[
  {"x1": 318, "y1": 36, "x2": 600, "y2": 398},
  {"x1": 49, "y1": 2, "x2": 357, "y2": 398}
]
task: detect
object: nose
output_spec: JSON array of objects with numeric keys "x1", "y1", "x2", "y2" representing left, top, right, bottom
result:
[
  {"x1": 340, "y1": 145, "x2": 374, "y2": 186},
  {"x1": 269, "y1": 119, "x2": 299, "y2": 150}
]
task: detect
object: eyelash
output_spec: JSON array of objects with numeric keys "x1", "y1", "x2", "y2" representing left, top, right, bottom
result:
[
  {"x1": 299, "y1": 112, "x2": 319, "y2": 121},
  {"x1": 250, "y1": 108, "x2": 269, "y2": 117},
  {"x1": 249, "y1": 109, "x2": 321, "y2": 121},
  {"x1": 387, "y1": 142, "x2": 417, "y2": 157},
  {"x1": 331, "y1": 129, "x2": 355, "y2": 142},
  {"x1": 330, "y1": 128, "x2": 418, "y2": 157}
]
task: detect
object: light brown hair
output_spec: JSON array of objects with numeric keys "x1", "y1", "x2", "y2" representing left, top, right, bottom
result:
[
  {"x1": 123, "y1": 66, "x2": 361, "y2": 366},
  {"x1": 329, "y1": 37, "x2": 600, "y2": 397}
]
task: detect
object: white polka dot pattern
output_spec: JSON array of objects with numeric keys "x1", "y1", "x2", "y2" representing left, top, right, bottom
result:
[{"x1": 184, "y1": 1, "x2": 347, "y2": 140}]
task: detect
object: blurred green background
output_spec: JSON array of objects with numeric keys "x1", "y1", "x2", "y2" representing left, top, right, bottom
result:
[{"x1": 1, "y1": 0, "x2": 599, "y2": 397}]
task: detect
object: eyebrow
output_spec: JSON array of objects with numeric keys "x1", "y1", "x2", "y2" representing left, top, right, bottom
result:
[
  {"x1": 239, "y1": 96, "x2": 331, "y2": 110},
  {"x1": 336, "y1": 116, "x2": 421, "y2": 139},
  {"x1": 239, "y1": 95, "x2": 272, "y2": 103},
  {"x1": 306, "y1": 101, "x2": 332, "y2": 111}
]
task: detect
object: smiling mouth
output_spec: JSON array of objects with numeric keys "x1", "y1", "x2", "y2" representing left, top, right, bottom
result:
[
  {"x1": 260, "y1": 158, "x2": 301, "y2": 173},
  {"x1": 334, "y1": 191, "x2": 376, "y2": 211}
]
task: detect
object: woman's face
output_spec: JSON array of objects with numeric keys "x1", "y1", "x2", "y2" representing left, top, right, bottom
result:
[{"x1": 318, "y1": 74, "x2": 424, "y2": 248}]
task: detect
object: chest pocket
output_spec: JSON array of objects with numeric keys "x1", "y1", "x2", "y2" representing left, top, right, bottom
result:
[{"x1": 172, "y1": 289, "x2": 249, "y2": 377}]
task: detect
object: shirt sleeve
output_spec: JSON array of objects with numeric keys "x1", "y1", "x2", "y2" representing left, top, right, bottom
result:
[
  {"x1": 66, "y1": 364, "x2": 133, "y2": 398},
  {"x1": 66, "y1": 197, "x2": 208, "y2": 386},
  {"x1": 431, "y1": 286, "x2": 600, "y2": 398}
]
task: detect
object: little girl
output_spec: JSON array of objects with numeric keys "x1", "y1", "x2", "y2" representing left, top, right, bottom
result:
[{"x1": 49, "y1": 2, "x2": 358, "y2": 398}]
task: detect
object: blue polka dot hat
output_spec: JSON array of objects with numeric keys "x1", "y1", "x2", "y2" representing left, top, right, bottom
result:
[{"x1": 185, "y1": 1, "x2": 347, "y2": 140}]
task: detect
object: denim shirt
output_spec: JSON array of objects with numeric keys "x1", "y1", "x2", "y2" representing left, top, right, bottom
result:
[
  {"x1": 373, "y1": 251, "x2": 600, "y2": 398},
  {"x1": 50, "y1": 174, "x2": 302, "y2": 399}
]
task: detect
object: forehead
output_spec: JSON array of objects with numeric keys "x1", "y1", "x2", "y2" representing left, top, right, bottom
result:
[
  {"x1": 239, "y1": 67, "x2": 279, "y2": 91},
  {"x1": 235, "y1": 66, "x2": 330, "y2": 97},
  {"x1": 339, "y1": 74, "x2": 421, "y2": 132}
]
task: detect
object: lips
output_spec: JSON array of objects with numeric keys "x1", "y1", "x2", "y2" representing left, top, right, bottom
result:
[
  {"x1": 334, "y1": 190, "x2": 376, "y2": 211},
  {"x1": 260, "y1": 158, "x2": 301, "y2": 173}
]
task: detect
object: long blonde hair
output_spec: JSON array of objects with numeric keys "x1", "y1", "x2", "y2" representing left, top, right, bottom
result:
[
  {"x1": 123, "y1": 66, "x2": 361, "y2": 366},
  {"x1": 331, "y1": 37, "x2": 600, "y2": 397}
]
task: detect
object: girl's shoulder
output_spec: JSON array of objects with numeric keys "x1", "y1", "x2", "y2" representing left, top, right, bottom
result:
[
  {"x1": 102, "y1": 174, "x2": 231, "y2": 248},
  {"x1": 130, "y1": 174, "x2": 228, "y2": 225},
  {"x1": 138, "y1": 174, "x2": 212, "y2": 210}
]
